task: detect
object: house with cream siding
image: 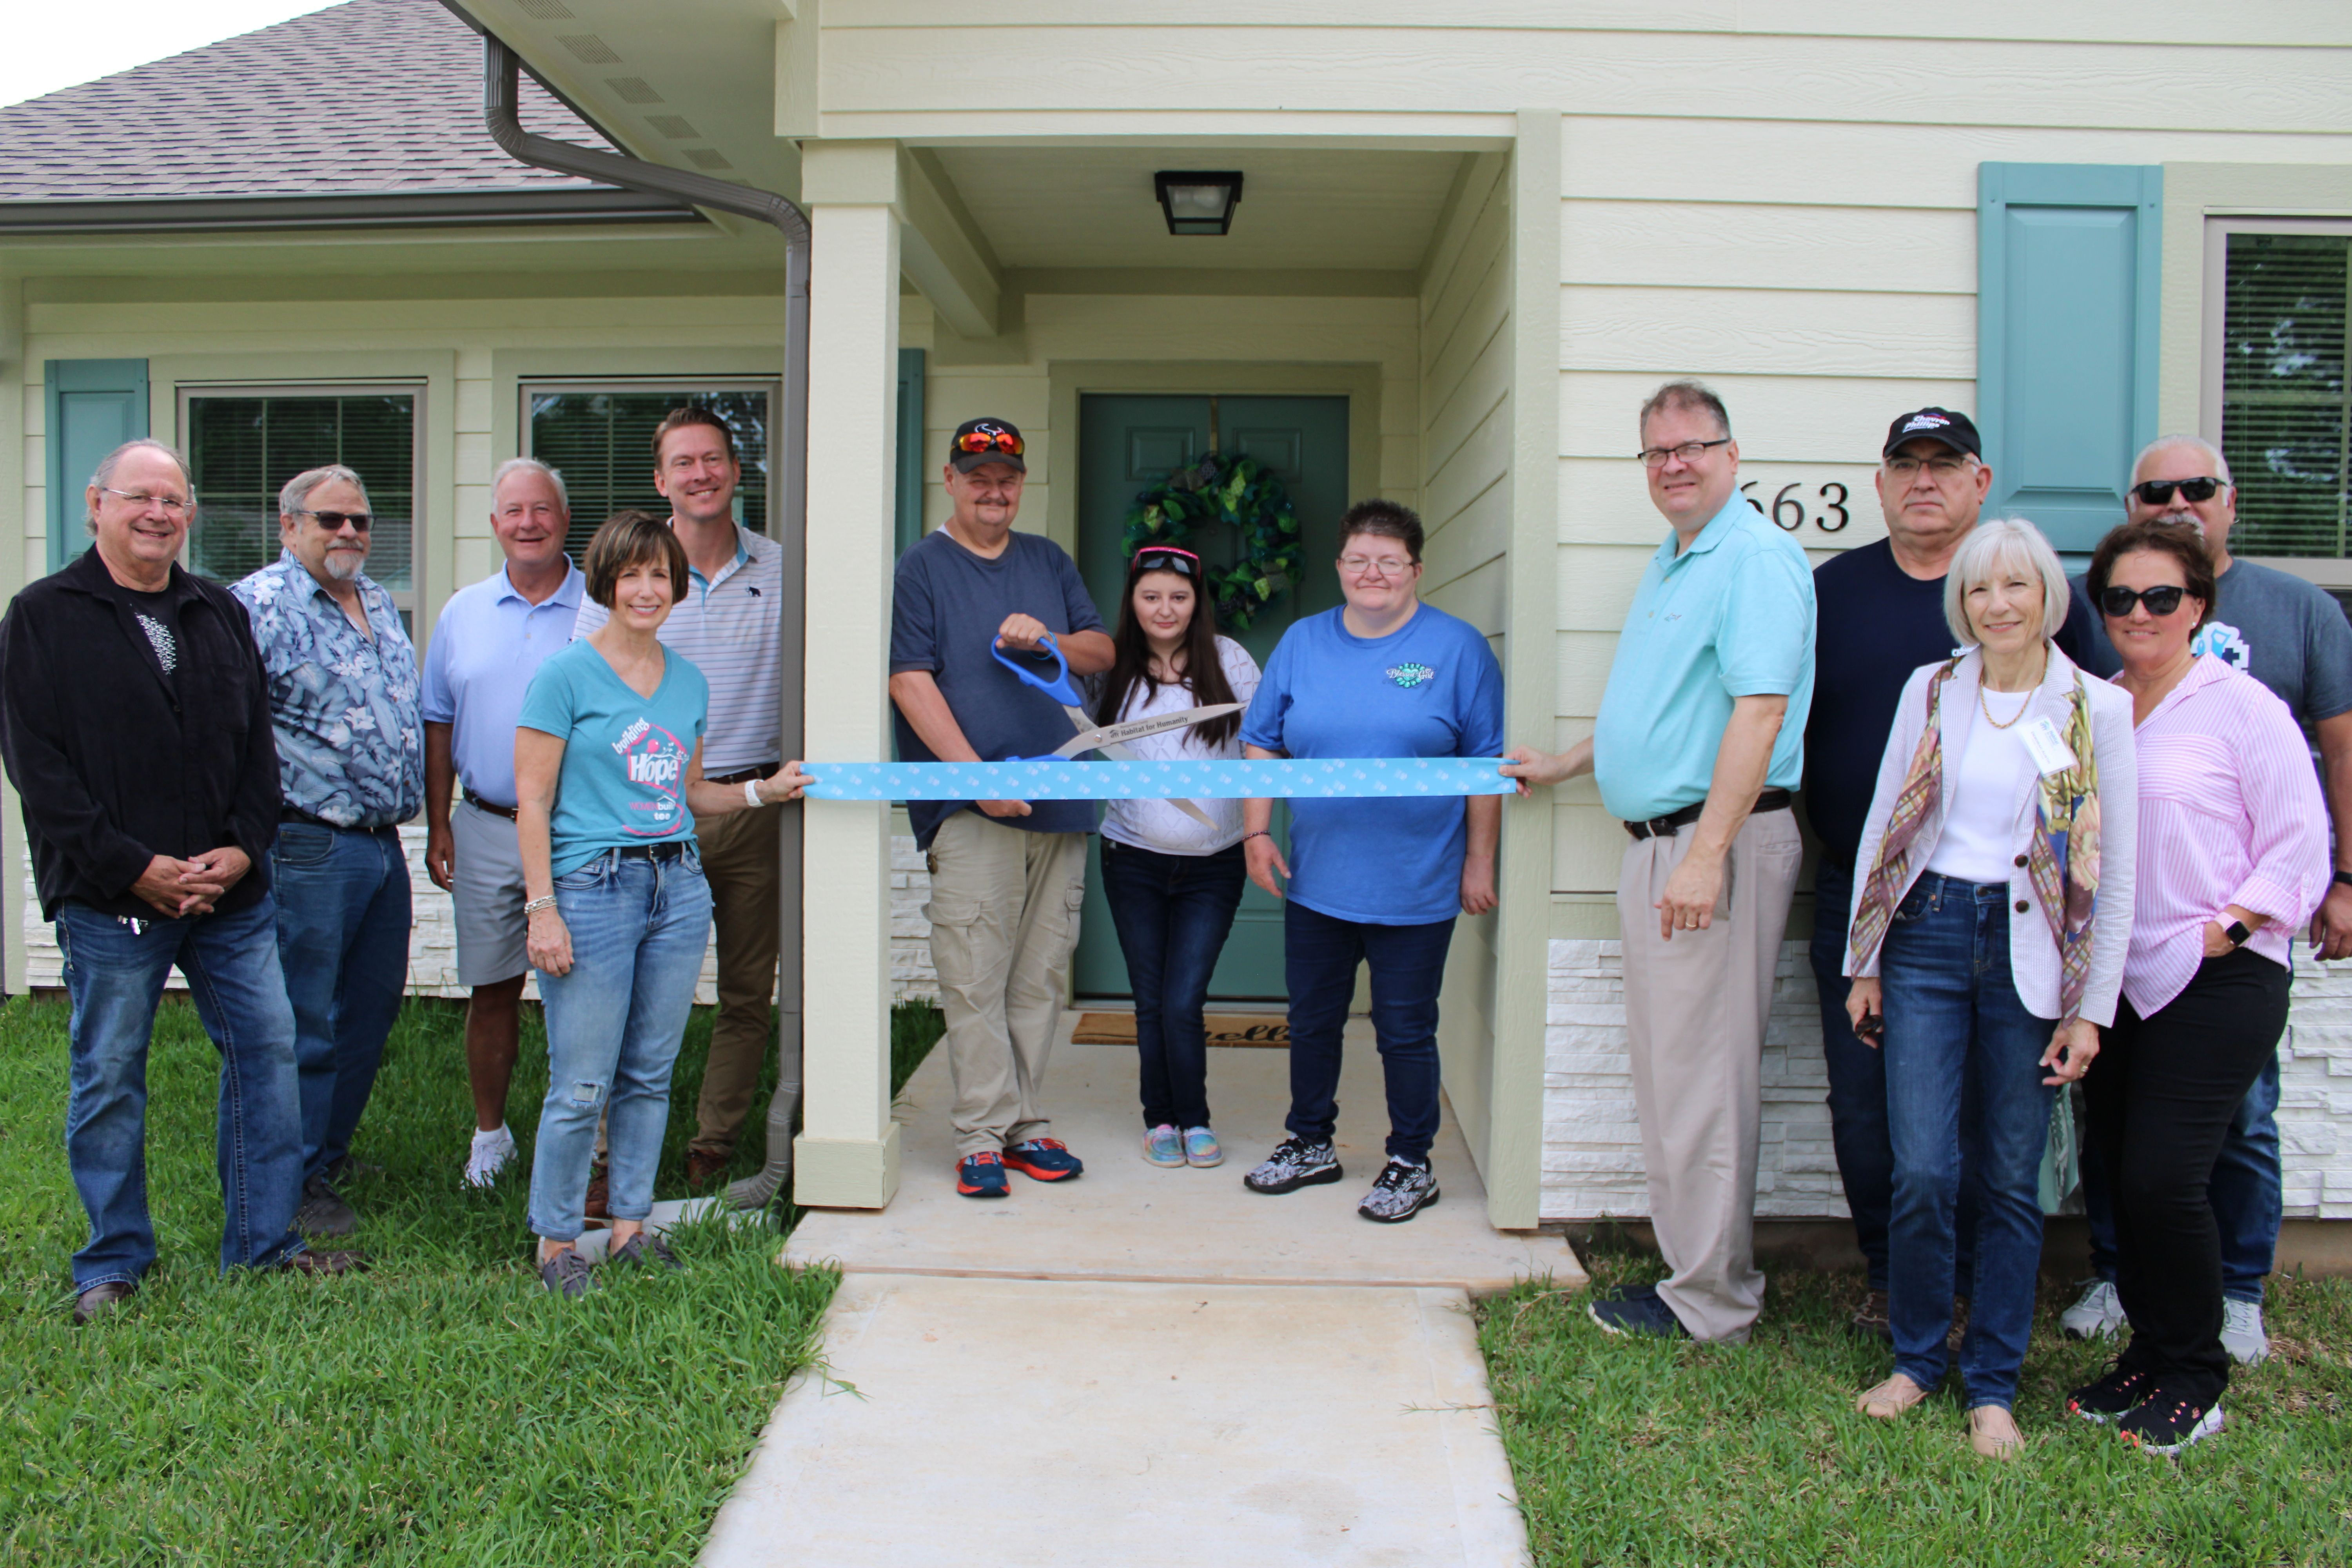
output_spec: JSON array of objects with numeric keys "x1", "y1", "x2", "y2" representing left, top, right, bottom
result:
[{"x1": 4, "y1": 0, "x2": 2349, "y2": 1242}]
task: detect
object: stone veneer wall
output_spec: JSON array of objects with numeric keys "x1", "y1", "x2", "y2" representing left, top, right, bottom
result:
[{"x1": 890, "y1": 833, "x2": 940, "y2": 1004}]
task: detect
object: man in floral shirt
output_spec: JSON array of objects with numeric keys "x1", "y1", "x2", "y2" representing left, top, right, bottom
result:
[{"x1": 233, "y1": 464, "x2": 424, "y2": 1240}]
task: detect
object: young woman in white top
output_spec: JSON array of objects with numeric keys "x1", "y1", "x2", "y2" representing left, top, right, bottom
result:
[{"x1": 1094, "y1": 545, "x2": 1261, "y2": 1170}]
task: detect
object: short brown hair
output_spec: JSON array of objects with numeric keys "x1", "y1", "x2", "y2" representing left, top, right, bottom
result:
[
  {"x1": 1639, "y1": 379, "x2": 1732, "y2": 439},
  {"x1": 2087, "y1": 517, "x2": 2217, "y2": 632},
  {"x1": 651, "y1": 405, "x2": 737, "y2": 466},
  {"x1": 1338, "y1": 498, "x2": 1425, "y2": 563},
  {"x1": 584, "y1": 510, "x2": 690, "y2": 608}
]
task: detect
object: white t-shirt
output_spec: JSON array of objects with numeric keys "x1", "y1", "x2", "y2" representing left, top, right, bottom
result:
[
  {"x1": 1100, "y1": 635, "x2": 1262, "y2": 855},
  {"x1": 1924, "y1": 684, "x2": 2037, "y2": 885}
]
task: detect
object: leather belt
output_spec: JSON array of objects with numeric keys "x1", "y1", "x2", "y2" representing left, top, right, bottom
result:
[
  {"x1": 705, "y1": 764, "x2": 780, "y2": 787},
  {"x1": 1623, "y1": 788, "x2": 1793, "y2": 840},
  {"x1": 279, "y1": 806, "x2": 389, "y2": 832},
  {"x1": 463, "y1": 793, "x2": 519, "y2": 821}
]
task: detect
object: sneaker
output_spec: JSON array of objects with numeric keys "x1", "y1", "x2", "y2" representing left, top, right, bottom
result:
[
  {"x1": 295, "y1": 1174, "x2": 357, "y2": 1238},
  {"x1": 1183, "y1": 1127, "x2": 1223, "y2": 1168},
  {"x1": 1849, "y1": 1289, "x2": 1893, "y2": 1343},
  {"x1": 1587, "y1": 1282, "x2": 1690, "y2": 1340},
  {"x1": 610, "y1": 1231, "x2": 684, "y2": 1272},
  {"x1": 1002, "y1": 1138, "x2": 1084, "y2": 1181},
  {"x1": 2220, "y1": 1298, "x2": 2270, "y2": 1366},
  {"x1": 2062, "y1": 1279, "x2": 2126, "y2": 1340},
  {"x1": 1142, "y1": 1124, "x2": 1186, "y2": 1167},
  {"x1": 2065, "y1": 1363, "x2": 2154, "y2": 1424},
  {"x1": 465, "y1": 1124, "x2": 516, "y2": 1189},
  {"x1": 2117, "y1": 1388, "x2": 2225, "y2": 1455},
  {"x1": 1358, "y1": 1157, "x2": 1440, "y2": 1223},
  {"x1": 957, "y1": 1151, "x2": 1010, "y2": 1198},
  {"x1": 539, "y1": 1248, "x2": 597, "y2": 1299},
  {"x1": 1244, "y1": 1136, "x2": 1343, "y2": 1195}
]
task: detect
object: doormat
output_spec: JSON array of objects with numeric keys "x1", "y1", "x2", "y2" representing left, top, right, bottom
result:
[{"x1": 1072, "y1": 1013, "x2": 1290, "y2": 1047}]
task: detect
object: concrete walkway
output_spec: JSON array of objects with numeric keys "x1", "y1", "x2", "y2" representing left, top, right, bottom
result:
[{"x1": 703, "y1": 1016, "x2": 1581, "y2": 1567}]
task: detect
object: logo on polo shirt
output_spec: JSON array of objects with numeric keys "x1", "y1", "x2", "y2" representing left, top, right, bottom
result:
[
  {"x1": 1386, "y1": 662, "x2": 1436, "y2": 688},
  {"x1": 1901, "y1": 412, "x2": 1953, "y2": 434}
]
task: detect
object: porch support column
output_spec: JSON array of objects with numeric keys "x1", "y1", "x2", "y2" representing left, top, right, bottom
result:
[{"x1": 794, "y1": 141, "x2": 905, "y2": 1208}]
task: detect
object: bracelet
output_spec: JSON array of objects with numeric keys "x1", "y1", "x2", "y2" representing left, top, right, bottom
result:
[
  {"x1": 1241, "y1": 829, "x2": 1272, "y2": 844},
  {"x1": 523, "y1": 895, "x2": 558, "y2": 917},
  {"x1": 745, "y1": 778, "x2": 765, "y2": 809},
  {"x1": 2334, "y1": 869, "x2": 2352, "y2": 890}
]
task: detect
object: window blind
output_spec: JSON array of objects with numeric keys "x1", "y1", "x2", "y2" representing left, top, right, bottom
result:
[
  {"x1": 2222, "y1": 232, "x2": 2349, "y2": 558},
  {"x1": 186, "y1": 392, "x2": 416, "y2": 591},
  {"x1": 526, "y1": 388, "x2": 770, "y2": 560}
]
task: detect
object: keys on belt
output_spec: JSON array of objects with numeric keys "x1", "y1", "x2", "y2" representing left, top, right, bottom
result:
[{"x1": 1622, "y1": 788, "x2": 1793, "y2": 840}]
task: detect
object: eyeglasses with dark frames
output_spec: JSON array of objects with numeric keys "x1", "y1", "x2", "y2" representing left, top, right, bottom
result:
[
  {"x1": 297, "y1": 508, "x2": 372, "y2": 533},
  {"x1": 2131, "y1": 477, "x2": 2228, "y2": 507},
  {"x1": 2098, "y1": 583, "x2": 2188, "y2": 618},
  {"x1": 1636, "y1": 437, "x2": 1731, "y2": 469}
]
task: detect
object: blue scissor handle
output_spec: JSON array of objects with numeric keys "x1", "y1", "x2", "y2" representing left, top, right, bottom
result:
[{"x1": 989, "y1": 630, "x2": 1085, "y2": 708}]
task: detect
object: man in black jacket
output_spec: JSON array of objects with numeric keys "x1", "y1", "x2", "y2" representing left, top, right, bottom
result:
[{"x1": 0, "y1": 439, "x2": 363, "y2": 1325}]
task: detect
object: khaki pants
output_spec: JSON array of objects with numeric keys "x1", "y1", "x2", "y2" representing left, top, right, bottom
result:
[
  {"x1": 924, "y1": 811, "x2": 1089, "y2": 1160},
  {"x1": 689, "y1": 801, "x2": 782, "y2": 1155},
  {"x1": 1617, "y1": 806, "x2": 1804, "y2": 1343}
]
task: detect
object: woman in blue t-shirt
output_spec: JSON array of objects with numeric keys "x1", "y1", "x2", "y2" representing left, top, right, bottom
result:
[
  {"x1": 1237, "y1": 499, "x2": 1505, "y2": 1224},
  {"x1": 515, "y1": 511, "x2": 806, "y2": 1297}
]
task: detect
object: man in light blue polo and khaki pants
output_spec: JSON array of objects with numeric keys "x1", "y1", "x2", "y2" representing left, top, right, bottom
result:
[{"x1": 1506, "y1": 379, "x2": 1815, "y2": 1343}]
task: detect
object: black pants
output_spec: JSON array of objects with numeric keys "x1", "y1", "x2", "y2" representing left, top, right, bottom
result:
[{"x1": 2084, "y1": 947, "x2": 2289, "y2": 1407}]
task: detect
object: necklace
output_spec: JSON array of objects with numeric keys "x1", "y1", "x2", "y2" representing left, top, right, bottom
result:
[{"x1": 1978, "y1": 681, "x2": 2032, "y2": 729}]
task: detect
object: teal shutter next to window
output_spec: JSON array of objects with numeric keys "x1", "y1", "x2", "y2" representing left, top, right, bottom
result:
[
  {"x1": 44, "y1": 359, "x2": 149, "y2": 576},
  {"x1": 896, "y1": 348, "x2": 926, "y2": 557},
  {"x1": 1977, "y1": 164, "x2": 2162, "y2": 552}
]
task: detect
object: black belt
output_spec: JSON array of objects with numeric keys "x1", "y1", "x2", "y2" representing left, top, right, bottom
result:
[
  {"x1": 705, "y1": 764, "x2": 780, "y2": 787},
  {"x1": 613, "y1": 841, "x2": 689, "y2": 861},
  {"x1": 463, "y1": 792, "x2": 518, "y2": 821},
  {"x1": 1623, "y1": 788, "x2": 1792, "y2": 840},
  {"x1": 279, "y1": 806, "x2": 391, "y2": 833}
]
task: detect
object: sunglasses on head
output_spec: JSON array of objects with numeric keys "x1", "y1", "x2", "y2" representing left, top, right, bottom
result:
[
  {"x1": 1132, "y1": 546, "x2": 1199, "y2": 578},
  {"x1": 296, "y1": 508, "x2": 371, "y2": 533},
  {"x1": 2131, "y1": 477, "x2": 2227, "y2": 507},
  {"x1": 954, "y1": 426, "x2": 1024, "y2": 457},
  {"x1": 2099, "y1": 583, "x2": 2188, "y2": 618}
]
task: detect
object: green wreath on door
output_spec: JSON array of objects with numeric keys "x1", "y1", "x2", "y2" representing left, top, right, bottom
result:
[{"x1": 1119, "y1": 453, "x2": 1304, "y2": 633}]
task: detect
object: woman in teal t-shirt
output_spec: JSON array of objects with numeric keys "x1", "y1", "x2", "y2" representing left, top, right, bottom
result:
[{"x1": 514, "y1": 511, "x2": 806, "y2": 1297}]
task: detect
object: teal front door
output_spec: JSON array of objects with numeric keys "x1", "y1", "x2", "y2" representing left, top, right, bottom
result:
[{"x1": 1070, "y1": 394, "x2": 1350, "y2": 1002}]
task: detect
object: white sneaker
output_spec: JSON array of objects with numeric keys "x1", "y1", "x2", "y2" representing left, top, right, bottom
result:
[
  {"x1": 2220, "y1": 1298, "x2": 2270, "y2": 1365},
  {"x1": 465, "y1": 1123, "x2": 516, "y2": 1188},
  {"x1": 2062, "y1": 1280, "x2": 2127, "y2": 1340}
]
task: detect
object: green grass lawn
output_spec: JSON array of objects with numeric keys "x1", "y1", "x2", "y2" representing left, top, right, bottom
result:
[
  {"x1": 0, "y1": 993, "x2": 945, "y2": 1565},
  {"x1": 1481, "y1": 1226, "x2": 2352, "y2": 1567}
]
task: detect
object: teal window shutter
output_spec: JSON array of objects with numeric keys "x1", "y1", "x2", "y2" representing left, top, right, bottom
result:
[
  {"x1": 895, "y1": 348, "x2": 926, "y2": 557},
  {"x1": 44, "y1": 359, "x2": 149, "y2": 576},
  {"x1": 1977, "y1": 164, "x2": 2162, "y2": 552}
]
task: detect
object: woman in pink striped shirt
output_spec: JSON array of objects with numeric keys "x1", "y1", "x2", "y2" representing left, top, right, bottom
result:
[{"x1": 2067, "y1": 519, "x2": 2328, "y2": 1454}]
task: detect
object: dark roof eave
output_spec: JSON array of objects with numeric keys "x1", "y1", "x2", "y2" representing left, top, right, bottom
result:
[{"x1": 0, "y1": 186, "x2": 703, "y2": 236}]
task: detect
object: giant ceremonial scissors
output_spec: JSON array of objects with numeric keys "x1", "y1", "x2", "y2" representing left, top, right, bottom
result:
[{"x1": 990, "y1": 632, "x2": 1239, "y2": 826}]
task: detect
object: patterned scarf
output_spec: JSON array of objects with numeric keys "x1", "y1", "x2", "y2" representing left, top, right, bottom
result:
[{"x1": 1848, "y1": 656, "x2": 2103, "y2": 1020}]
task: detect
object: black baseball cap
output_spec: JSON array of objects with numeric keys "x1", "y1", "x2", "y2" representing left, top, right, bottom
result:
[
  {"x1": 948, "y1": 417, "x2": 1026, "y2": 474},
  {"x1": 1882, "y1": 407, "x2": 1982, "y2": 460}
]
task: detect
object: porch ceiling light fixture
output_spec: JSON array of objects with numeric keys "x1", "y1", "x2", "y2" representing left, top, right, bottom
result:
[{"x1": 1154, "y1": 171, "x2": 1244, "y2": 236}]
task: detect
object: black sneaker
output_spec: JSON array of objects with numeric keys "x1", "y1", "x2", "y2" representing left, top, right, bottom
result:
[
  {"x1": 2065, "y1": 1364, "x2": 2154, "y2": 1425},
  {"x1": 610, "y1": 1232, "x2": 684, "y2": 1272},
  {"x1": 1358, "y1": 1158, "x2": 1439, "y2": 1223},
  {"x1": 295, "y1": 1174, "x2": 357, "y2": 1238},
  {"x1": 1587, "y1": 1282, "x2": 1690, "y2": 1340},
  {"x1": 1243, "y1": 1136, "x2": 1343, "y2": 1195},
  {"x1": 2116, "y1": 1387, "x2": 2224, "y2": 1455},
  {"x1": 539, "y1": 1249, "x2": 597, "y2": 1299}
]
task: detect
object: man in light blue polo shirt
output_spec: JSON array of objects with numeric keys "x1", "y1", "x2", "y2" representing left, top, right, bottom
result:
[
  {"x1": 1505, "y1": 380, "x2": 1813, "y2": 1343},
  {"x1": 423, "y1": 457, "x2": 587, "y2": 1187}
]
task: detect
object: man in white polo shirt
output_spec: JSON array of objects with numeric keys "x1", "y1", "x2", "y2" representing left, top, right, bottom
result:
[{"x1": 573, "y1": 406, "x2": 789, "y2": 1189}]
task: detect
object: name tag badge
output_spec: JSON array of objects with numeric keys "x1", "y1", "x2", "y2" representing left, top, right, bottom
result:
[{"x1": 2019, "y1": 717, "x2": 2077, "y2": 777}]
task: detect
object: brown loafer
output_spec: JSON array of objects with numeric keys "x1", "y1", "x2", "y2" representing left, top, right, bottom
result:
[
  {"x1": 685, "y1": 1148, "x2": 731, "y2": 1189},
  {"x1": 1856, "y1": 1373, "x2": 1931, "y2": 1420},
  {"x1": 1968, "y1": 1404, "x2": 2024, "y2": 1459},
  {"x1": 71, "y1": 1280, "x2": 136, "y2": 1325},
  {"x1": 282, "y1": 1249, "x2": 371, "y2": 1276},
  {"x1": 584, "y1": 1163, "x2": 611, "y2": 1221}
]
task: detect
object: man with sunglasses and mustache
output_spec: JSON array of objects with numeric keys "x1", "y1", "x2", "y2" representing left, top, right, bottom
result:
[
  {"x1": 2057, "y1": 434, "x2": 2352, "y2": 1364},
  {"x1": 232, "y1": 464, "x2": 425, "y2": 1242}
]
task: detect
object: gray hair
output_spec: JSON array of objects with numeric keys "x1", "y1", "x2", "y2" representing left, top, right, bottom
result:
[
  {"x1": 491, "y1": 456, "x2": 569, "y2": 513},
  {"x1": 2134, "y1": 432, "x2": 2234, "y2": 488},
  {"x1": 86, "y1": 439, "x2": 194, "y2": 535},
  {"x1": 1944, "y1": 517, "x2": 2071, "y2": 649},
  {"x1": 1638, "y1": 379, "x2": 1732, "y2": 439},
  {"x1": 278, "y1": 464, "x2": 370, "y2": 518}
]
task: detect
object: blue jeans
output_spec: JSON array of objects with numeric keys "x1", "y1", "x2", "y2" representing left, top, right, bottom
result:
[
  {"x1": 2082, "y1": 1052, "x2": 2281, "y2": 1304},
  {"x1": 1100, "y1": 839, "x2": 1247, "y2": 1129},
  {"x1": 1811, "y1": 858, "x2": 1979, "y2": 1295},
  {"x1": 1879, "y1": 875, "x2": 2054, "y2": 1410},
  {"x1": 270, "y1": 822, "x2": 412, "y2": 1180},
  {"x1": 1283, "y1": 900, "x2": 1455, "y2": 1163},
  {"x1": 527, "y1": 846, "x2": 711, "y2": 1242},
  {"x1": 56, "y1": 897, "x2": 308, "y2": 1290}
]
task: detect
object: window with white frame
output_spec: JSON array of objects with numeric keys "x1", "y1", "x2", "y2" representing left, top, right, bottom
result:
[
  {"x1": 521, "y1": 381, "x2": 776, "y2": 561},
  {"x1": 2213, "y1": 223, "x2": 2350, "y2": 559},
  {"x1": 181, "y1": 385, "x2": 420, "y2": 614}
]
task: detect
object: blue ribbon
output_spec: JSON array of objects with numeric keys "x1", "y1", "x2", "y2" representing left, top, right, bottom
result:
[{"x1": 802, "y1": 757, "x2": 1515, "y2": 802}]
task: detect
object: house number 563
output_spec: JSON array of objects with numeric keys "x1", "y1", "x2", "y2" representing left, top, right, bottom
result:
[{"x1": 1741, "y1": 481, "x2": 1851, "y2": 532}]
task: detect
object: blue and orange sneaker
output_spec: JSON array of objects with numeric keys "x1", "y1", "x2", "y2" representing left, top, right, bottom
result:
[
  {"x1": 956, "y1": 1151, "x2": 1010, "y2": 1198},
  {"x1": 1002, "y1": 1138, "x2": 1084, "y2": 1181}
]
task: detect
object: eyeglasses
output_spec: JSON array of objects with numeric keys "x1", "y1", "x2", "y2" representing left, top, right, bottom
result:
[
  {"x1": 296, "y1": 509, "x2": 372, "y2": 533},
  {"x1": 2099, "y1": 584, "x2": 2188, "y2": 618},
  {"x1": 1133, "y1": 547, "x2": 1198, "y2": 577},
  {"x1": 1637, "y1": 438, "x2": 1731, "y2": 469},
  {"x1": 2131, "y1": 477, "x2": 2228, "y2": 507},
  {"x1": 1339, "y1": 552, "x2": 1415, "y2": 577},
  {"x1": 97, "y1": 486, "x2": 192, "y2": 516},
  {"x1": 954, "y1": 425, "x2": 1024, "y2": 458},
  {"x1": 1885, "y1": 454, "x2": 1977, "y2": 480}
]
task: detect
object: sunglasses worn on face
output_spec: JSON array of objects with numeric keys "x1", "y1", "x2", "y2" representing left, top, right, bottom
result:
[
  {"x1": 297, "y1": 509, "x2": 372, "y2": 532},
  {"x1": 2100, "y1": 584, "x2": 2187, "y2": 618},
  {"x1": 955, "y1": 426, "x2": 1024, "y2": 457},
  {"x1": 1133, "y1": 548, "x2": 1198, "y2": 577},
  {"x1": 2131, "y1": 477, "x2": 2226, "y2": 507}
]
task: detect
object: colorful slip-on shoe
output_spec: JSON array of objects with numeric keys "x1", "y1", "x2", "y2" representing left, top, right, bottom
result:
[
  {"x1": 2065, "y1": 1364, "x2": 2154, "y2": 1425},
  {"x1": 1003, "y1": 1138, "x2": 1084, "y2": 1181},
  {"x1": 957, "y1": 1151, "x2": 1011, "y2": 1198},
  {"x1": 1143, "y1": 1125, "x2": 1186, "y2": 1167},
  {"x1": 1183, "y1": 1126, "x2": 1223, "y2": 1168},
  {"x1": 1358, "y1": 1158, "x2": 1439, "y2": 1223},
  {"x1": 1587, "y1": 1282, "x2": 1691, "y2": 1340},
  {"x1": 1243, "y1": 1136, "x2": 1342, "y2": 1194},
  {"x1": 2117, "y1": 1388, "x2": 2224, "y2": 1455}
]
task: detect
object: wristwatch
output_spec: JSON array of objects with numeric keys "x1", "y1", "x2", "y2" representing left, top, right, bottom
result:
[
  {"x1": 2223, "y1": 919, "x2": 2252, "y2": 947},
  {"x1": 2334, "y1": 869, "x2": 2352, "y2": 890}
]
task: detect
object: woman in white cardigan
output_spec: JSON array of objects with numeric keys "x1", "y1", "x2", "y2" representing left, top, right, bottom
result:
[{"x1": 1842, "y1": 518, "x2": 2137, "y2": 1457}]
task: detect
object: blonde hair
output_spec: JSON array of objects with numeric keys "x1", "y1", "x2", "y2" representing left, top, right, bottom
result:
[{"x1": 1943, "y1": 517, "x2": 2070, "y2": 648}]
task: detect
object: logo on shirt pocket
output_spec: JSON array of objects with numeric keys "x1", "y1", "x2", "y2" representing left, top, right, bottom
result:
[{"x1": 1386, "y1": 662, "x2": 1436, "y2": 688}]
